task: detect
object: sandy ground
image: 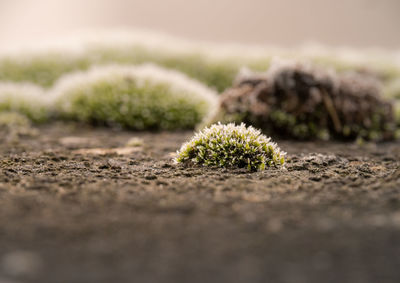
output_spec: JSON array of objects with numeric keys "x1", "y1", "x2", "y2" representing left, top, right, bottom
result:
[{"x1": 0, "y1": 123, "x2": 400, "y2": 283}]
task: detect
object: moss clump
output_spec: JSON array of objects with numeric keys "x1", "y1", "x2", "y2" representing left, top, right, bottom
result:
[
  {"x1": 0, "y1": 83, "x2": 49, "y2": 123},
  {"x1": 175, "y1": 123, "x2": 285, "y2": 171},
  {"x1": 211, "y1": 60, "x2": 396, "y2": 141},
  {"x1": 52, "y1": 64, "x2": 218, "y2": 130},
  {"x1": 125, "y1": 137, "x2": 143, "y2": 147},
  {"x1": 0, "y1": 111, "x2": 38, "y2": 141}
]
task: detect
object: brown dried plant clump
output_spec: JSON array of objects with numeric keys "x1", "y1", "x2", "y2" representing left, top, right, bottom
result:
[{"x1": 211, "y1": 60, "x2": 396, "y2": 141}]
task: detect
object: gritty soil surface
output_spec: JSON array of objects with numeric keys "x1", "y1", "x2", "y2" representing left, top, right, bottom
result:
[{"x1": 0, "y1": 123, "x2": 400, "y2": 283}]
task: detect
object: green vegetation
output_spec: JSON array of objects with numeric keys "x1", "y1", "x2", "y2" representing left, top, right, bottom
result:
[
  {"x1": 0, "y1": 111, "x2": 37, "y2": 140},
  {"x1": 175, "y1": 122, "x2": 285, "y2": 171},
  {"x1": 0, "y1": 51, "x2": 90, "y2": 88},
  {"x1": 0, "y1": 46, "x2": 257, "y2": 93},
  {"x1": 52, "y1": 65, "x2": 218, "y2": 130},
  {"x1": 0, "y1": 32, "x2": 399, "y2": 135},
  {"x1": 87, "y1": 46, "x2": 245, "y2": 92},
  {"x1": 0, "y1": 83, "x2": 49, "y2": 123},
  {"x1": 1, "y1": 33, "x2": 399, "y2": 94}
]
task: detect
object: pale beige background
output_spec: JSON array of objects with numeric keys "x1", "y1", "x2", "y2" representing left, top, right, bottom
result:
[{"x1": 0, "y1": 0, "x2": 399, "y2": 48}]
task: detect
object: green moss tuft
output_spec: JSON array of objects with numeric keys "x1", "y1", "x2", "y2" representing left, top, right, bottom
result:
[{"x1": 175, "y1": 123, "x2": 285, "y2": 171}]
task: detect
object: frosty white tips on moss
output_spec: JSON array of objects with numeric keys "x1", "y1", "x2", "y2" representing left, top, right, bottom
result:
[
  {"x1": 175, "y1": 123, "x2": 286, "y2": 171},
  {"x1": 0, "y1": 82, "x2": 49, "y2": 123},
  {"x1": 50, "y1": 64, "x2": 219, "y2": 130}
]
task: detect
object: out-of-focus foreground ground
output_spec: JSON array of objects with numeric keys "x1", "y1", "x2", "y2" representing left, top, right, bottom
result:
[
  {"x1": 0, "y1": 124, "x2": 400, "y2": 283},
  {"x1": 0, "y1": 0, "x2": 399, "y2": 48}
]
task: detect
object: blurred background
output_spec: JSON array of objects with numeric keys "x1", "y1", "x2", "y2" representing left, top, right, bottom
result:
[{"x1": 0, "y1": 0, "x2": 399, "y2": 48}]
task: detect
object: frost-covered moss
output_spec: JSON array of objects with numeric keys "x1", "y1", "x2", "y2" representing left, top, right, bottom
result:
[
  {"x1": 0, "y1": 51, "x2": 90, "y2": 88},
  {"x1": 0, "y1": 48, "x2": 241, "y2": 92},
  {"x1": 0, "y1": 83, "x2": 49, "y2": 123},
  {"x1": 175, "y1": 123, "x2": 285, "y2": 171},
  {"x1": 51, "y1": 64, "x2": 218, "y2": 130},
  {"x1": 0, "y1": 31, "x2": 399, "y2": 93},
  {"x1": 0, "y1": 34, "x2": 265, "y2": 92},
  {"x1": 87, "y1": 46, "x2": 243, "y2": 92}
]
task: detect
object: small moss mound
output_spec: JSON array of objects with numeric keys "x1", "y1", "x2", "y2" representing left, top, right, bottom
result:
[
  {"x1": 0, "y1": 83, "x2": 49, "y2": 123},
  {"x1": 0, "y1": 111, "x2": 31, "y2": 128},
  {"x1": 0, "y1": 111, "x2": 38, "y2": 140},
  {"x1": 175, "y1": 123, "x2": 285, "y2": 171},
  {"x1": 51, "y1": 64, "x2": 218, "y2": 130}
]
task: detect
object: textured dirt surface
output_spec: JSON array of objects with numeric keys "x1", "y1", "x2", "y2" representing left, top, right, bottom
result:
[{"x1": 0, "y1": 123, "x2": 400, "y2": 283}]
